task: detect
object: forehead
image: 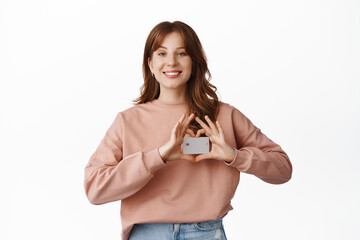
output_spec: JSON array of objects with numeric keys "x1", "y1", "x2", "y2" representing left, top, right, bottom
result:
[{"x1": 157, "y1": 32, "x2": 185, "y2": 49}]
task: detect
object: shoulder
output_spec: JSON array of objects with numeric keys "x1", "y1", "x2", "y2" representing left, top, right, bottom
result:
[
  {"x1": 113, "y1": 102, "x2": 153, "y2": 122},
  {"x1": 217, "y1": 100, "x2": 251, "y2": 123},
  {"x1": 218, "y1": 100, "x2": 241, "y2": 115},
  {"x1": 218, "y1": 100, "x2": 233, "y2": 110}
]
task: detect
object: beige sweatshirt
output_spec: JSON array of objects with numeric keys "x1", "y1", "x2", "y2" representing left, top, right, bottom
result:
[{"x1": 84, "y1": 99, "x2": 292, "y2": 239}]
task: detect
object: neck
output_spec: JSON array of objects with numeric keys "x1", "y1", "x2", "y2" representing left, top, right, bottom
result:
[{"x1": 157, "y1": 89, "x2": 187, "y2": 104}]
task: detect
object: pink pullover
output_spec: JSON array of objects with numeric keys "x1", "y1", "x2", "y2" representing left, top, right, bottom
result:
[{"x1": 84, "y1": 99, "x2": 292, "y2": 239}]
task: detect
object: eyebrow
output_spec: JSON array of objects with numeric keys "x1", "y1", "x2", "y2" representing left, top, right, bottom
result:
[{"x1": 158, "y1": 46, "x2": 185, "y2": 50}]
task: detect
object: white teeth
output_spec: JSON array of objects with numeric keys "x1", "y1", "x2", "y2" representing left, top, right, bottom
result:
[{"x1": 165, "y1": 72, "x2": 180, "y2": 76}]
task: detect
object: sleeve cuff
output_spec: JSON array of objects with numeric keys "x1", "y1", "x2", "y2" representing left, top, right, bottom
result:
[
  {"x1": 143, "y1": 148, "x2": 167, "y2": 174},
  {"x1": 224, "y1": 147, "x2": 252, "y2": 171}
]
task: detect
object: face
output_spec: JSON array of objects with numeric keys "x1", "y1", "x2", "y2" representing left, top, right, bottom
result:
[{"x1": 148, "y1": 32, "x2": 192, "y2": 92}]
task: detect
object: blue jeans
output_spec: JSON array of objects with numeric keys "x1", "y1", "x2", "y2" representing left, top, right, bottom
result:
[{"x1": 128, "y1": 217, "x2": 227, "y2": 240}]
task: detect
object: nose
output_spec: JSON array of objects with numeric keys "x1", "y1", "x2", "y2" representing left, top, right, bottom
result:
[{"x1": 166, "y1": 53, "x2": 178, "y2": 66}]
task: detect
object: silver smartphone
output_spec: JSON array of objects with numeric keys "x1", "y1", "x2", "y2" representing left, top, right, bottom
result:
[{"x1": 183, "y1": 137, "x2": 210, "y2": 154}]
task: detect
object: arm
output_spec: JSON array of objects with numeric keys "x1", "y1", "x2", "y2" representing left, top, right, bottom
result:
[
  {"x1": 84, "y1": 113, "x2": 166, "y2": 205},
  {"x1": 225, "y1": 108, "x2": 292, "y2": 184}
]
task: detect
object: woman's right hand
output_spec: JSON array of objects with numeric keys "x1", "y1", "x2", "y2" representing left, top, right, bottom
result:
[{"x1": 159, "y1": 113, "x2": 196, "y2": 162}]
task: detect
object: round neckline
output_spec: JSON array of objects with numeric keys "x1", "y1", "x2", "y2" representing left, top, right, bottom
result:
[{"x1": 150, "y1": 99, "x2": 188, "y2": 108}]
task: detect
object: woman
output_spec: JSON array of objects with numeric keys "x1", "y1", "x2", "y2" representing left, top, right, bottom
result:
[{"x1": 84, "y1": 21, "x2": 292, "y2": 240}]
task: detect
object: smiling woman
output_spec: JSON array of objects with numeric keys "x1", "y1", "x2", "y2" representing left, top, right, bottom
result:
[
  {"x1": 147, "y1": 31, "x2": 192, "y2": 100},
  {"x1": 84, "y1": 21, "x2": 292, "y2": 240}
]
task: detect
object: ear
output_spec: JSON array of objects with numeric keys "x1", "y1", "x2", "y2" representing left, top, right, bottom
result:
[{"x1": 148, "y1": 57, "x2": 154, "y2": 73}]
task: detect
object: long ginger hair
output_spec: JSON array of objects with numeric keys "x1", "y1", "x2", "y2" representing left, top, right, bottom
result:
[{"x1": 133, "y1": 21, "x2": 220, "y2": 134}]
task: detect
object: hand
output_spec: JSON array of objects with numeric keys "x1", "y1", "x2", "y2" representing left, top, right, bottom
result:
[
  {"x1": 194, "y1": 115, "x2": 236, "y2": 163},
  {"x1": 159, "y1": 113, "x2": 196, "y2": 162}
]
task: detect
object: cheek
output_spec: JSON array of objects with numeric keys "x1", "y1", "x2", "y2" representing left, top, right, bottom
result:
[{"x1": 153, "y1": 60, "x2": 165, "y2": 71}]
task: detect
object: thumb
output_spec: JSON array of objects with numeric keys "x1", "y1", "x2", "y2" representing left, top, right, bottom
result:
[
  {"x1": 180, "y1": 153, "x2": 196, "y2": 162},
  {"x1": 196, "y1": 153, "x2": 212, "y2": 162}
]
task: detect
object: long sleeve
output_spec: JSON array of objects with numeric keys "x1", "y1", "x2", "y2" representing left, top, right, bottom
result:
[
  {"x1": 225, "y1": 108, "x2": 292, "y2": 184},
  {"x1": 84, "y1": 112, "x2": 167, "y2": 205}
]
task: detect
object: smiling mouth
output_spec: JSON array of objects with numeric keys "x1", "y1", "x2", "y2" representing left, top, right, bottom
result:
[{"x1": 163, "y1": 71, "x2": 182, "y2": 78}]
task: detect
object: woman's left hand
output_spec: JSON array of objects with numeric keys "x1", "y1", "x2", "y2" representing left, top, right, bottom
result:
[{"x1": 194, "y1": 116, "x2": 236, "y2": 163}]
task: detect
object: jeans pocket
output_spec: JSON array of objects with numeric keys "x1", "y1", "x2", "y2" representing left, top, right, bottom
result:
[{"x1": 194, "y1": 218, "x2": 223, "y2": 231}]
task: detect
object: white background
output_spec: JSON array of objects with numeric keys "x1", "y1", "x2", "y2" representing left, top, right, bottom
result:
[{"x1": 1, "y1": 0, "x2": 359, "y2": 239}]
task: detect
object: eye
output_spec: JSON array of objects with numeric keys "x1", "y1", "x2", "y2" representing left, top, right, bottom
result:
[
  {"x1": 178, "y1": 52, "x2": 187, "y2": 56},
  {"x1": 158, "y1": 52, "x2": 166, "y2": 56}
]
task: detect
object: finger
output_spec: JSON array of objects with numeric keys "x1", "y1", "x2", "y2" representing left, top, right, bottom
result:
[
  {"x1": 183, "y1": 113, "x2": 195, "y2": 128},
  {"x1": 181, "y1": 113, "x2": 195, "y2": 137},
  {"x1": 216, "y1": 121, "x2": 224, "y2": 137},
  {"x1": 196, "y1": 129, "x2": 206, "y2": 138},
  {"x1": 186, "y1": 113, "x2": 195, "y2": 124},
  {"x1": 171, "y1": 121, "x2": 180, "y2": 134},
  {"x1": 195, "y1": 117, "x2": 212, "y2": 135},
  {"x1": 174, "y1": 113, "x2": 187, "y2": 136},
  {"x1": 186, "y1": 128, "x2": 196, "y2": 137},
  {"x1": 175, "y1": 114, "x2": 186, "y2": 134},
  {"x1": 205, "y1": 115, "x2": 219, "y2": 135},
  {"x1": 179, "y1": 113, "x2": 186, "y2": 124}
]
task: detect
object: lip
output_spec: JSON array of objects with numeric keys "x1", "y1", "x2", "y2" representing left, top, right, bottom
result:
[
  {"x1": 163, "y1": 70, "x2": 182, "y2": 73},
  {"x1": 163, "y1": 70, "x2": 182, "y2": 78}
]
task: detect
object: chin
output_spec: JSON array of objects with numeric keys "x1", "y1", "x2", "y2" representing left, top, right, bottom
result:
[{"x1": 160, "y1": 83, "x2": 186, "y2": 90}]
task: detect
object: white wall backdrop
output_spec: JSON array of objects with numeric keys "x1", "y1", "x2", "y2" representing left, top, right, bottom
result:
[{"x1": 1, "y1": 0, "x2": 359, "y2": 239}]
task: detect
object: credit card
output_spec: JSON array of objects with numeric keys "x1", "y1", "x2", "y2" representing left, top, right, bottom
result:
[{"x1": 183, "y1": 137, "x2": 209, "y2": 154}]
